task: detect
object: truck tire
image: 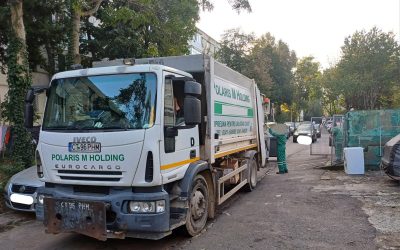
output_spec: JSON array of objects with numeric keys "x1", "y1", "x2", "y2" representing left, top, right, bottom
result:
[
  {"x1": 244, "y1": 156, "x2": 257, "y2": 192},
  {"x1": 185, "y1": 174, "x2": 209, "y2": 236}
]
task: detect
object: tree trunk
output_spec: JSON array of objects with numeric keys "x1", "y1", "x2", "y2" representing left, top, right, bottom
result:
[
  {"x1": 69, "y1": 0, "x2": 104, "y2": 66},
  {"x1": 10, "y1": 0, "x2": 26, "y2": 67},
  {"x1": 45, "y1": 43, "x2": 56, "y2": 75},
  {"x1": 8, "y1": 0, "x2": 34, "y2": 168},
  {"x1": 72, "y1": 9, "x2": 81, "y2": 65}
]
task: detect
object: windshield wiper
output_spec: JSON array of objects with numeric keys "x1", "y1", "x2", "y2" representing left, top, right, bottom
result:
[{"x1": 44, "y1": 126, "x2": 80, "y2": 130}]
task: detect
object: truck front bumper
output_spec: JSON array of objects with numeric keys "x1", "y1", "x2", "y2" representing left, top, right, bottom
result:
[{"x1": 35, "y1": 185, "x2": 170, "y2": 240}]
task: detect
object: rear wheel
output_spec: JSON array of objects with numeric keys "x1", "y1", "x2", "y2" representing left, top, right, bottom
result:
[
  {"x1": 185, "y1": 174, "x2": 209, "y2": 236},
  {"x1": 244, "y1": 156, "x2": 258, "y2": 192}
]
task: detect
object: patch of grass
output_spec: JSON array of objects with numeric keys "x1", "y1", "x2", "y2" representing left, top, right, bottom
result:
[
  {"x1": 0, "y1": 161, "x2": 22, "y2": 189},
  {"x1": 0, "y1": 157, "x2": 24, "y2": 214}
]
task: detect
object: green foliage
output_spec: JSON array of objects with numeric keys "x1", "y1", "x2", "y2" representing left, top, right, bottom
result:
[
  {"x1": 217, "y1": 30, "x2": 298, "y2": 99},
  {"x1": 293, "y1": 56, "x2": 323, "y2": 118},
  {"x1": 336, "y1": 27, "x2": 400, "y2": 110},
  {"x1": 217, "y1": 29, "x2": 297, "y2": 122},
  {"x1": 251, "y1": 33, "x2": 297, "y2": 109},
  {"x1": 199, "y1": 0, "x2": 251, "y2": 12},
  {"x1": 0, "y1": 0, "x2": 68, "y2": 74},
  {"x1": 0, "y1": 1, "x2": 10, "y2": 73},
  {"x1": 24, "y1": 0, "x2": 68, "y2": 74},
  {"x1": 320, "y1": 67, "x2": 344, "y2": 115},
  {"x1": 81, "y1": 0, "x2": 199, "y2": 65},
  {"x1": 0, "y1": 158, "x2": 23, "y2": 177},
  {"x1": 303, "y1": 100, "x2": 323, "y2": 121},
  {"x1": 3, "y1": 36, "x2": 33, "y2": 168},
  {"x1": 216, "y1": 28, "x2": 255, "y2": 73}
]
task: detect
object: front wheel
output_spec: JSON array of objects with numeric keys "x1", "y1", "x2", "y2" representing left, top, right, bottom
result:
[{"x1": 185, "y1": 174, "x2": 209, "y2": 236}]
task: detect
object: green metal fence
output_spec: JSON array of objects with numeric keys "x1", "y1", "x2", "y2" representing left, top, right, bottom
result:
[{"x1": 341, "y1": 109, "x2": 400, "y2": 169}]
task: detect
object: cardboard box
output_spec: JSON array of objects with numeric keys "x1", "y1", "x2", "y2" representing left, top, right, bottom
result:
[{"x1": 221, "y1": 159, "x2": 240, "y2": 184}]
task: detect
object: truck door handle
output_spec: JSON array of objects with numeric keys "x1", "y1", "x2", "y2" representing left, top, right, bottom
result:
[{"x1": 190, "y1": 150, "x2": 196, "y2": 159}]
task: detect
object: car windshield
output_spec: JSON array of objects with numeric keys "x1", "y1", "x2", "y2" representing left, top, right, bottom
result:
[
  {"x1": 42, "y1": 73, "x2": 157, "y2": 130},
  {"x1": 297, "y1": 124, "x2": 312, "y2": 131}
]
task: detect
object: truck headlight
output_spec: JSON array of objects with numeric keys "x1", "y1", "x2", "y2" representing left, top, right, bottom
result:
[
  {"x1": 156, "y1": 200, "x2": 165, "y2": 213},
  {"x1": 128, "y1": 200, "x2": 165, "y2": 213},
  {"x1": 142, "y1": 202, "x2": 155, "y2": 213}
]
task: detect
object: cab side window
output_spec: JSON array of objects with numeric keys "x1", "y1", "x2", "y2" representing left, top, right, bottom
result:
[
  {"x1": 164, "y1": 79, "x2": 175, "y2": 127},
  {"x1": 164, "y1": 79, "x2": 176, "y2": 153},
  {"x1": 173, "y1": 81, "x2": 185, "y2": 126}
]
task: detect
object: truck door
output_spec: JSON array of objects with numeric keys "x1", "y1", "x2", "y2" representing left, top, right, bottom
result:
[{"x1": 160, "y1": 73, "x2": 200, "y2": 183}]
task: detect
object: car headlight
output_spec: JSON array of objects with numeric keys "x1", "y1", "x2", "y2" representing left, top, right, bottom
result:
[
  {"x1": 10, "y1": 193, "x2": 34, "y2": 205},
  {"x1": 128, "y1": 200, "x2": 165, "y2": 213},
  {"x1": 38, "y1": 194, "x2": 45, "y2": 205}
]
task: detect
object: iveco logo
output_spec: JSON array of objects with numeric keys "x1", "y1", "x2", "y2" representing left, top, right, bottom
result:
[
  {"x1": 73, "y1": 136, "x2": 97, "y2": 143},
  {"x1": 18, "y1": 185, "x2": 26, "y2": 193}
]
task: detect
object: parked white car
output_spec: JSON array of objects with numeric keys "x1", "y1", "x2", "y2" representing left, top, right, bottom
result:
[{"x1": 3, "y1": 166, "x2": 43, "y2": 212}]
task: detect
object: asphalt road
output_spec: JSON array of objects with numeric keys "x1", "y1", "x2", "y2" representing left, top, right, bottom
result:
[{"x1": 0, "y1": 135, "x2": 379, "y2": 249}]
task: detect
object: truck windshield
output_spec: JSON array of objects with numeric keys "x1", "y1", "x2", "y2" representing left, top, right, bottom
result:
[{"x1": 42, "y1": 73, "x2": 157, "y2": 130}]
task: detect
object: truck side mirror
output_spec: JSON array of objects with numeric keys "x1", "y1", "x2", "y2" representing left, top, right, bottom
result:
[
  {"x1": 24, "y1": 88, "x2": 35, "y2": 128},
  {"x1": 24, "y1": 103, "x2": 34, "y2": 128},
  {"x1": 184, "y1": 81, "x2": 201, "y2": 125},
  {"x1": 25, "y1": 88, "x2": 35, "y2": 103}
]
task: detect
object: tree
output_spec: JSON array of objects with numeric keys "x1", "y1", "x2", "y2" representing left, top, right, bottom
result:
[
  {"x1": 0, "y1": 1, "x2": 68, "y2": 74},
  {"x1": 82, "y1": 0, "x2": 200, "y2": 63},
  {"x1": 199, "y1": 0, "x2": 251, "y2": 13},
  {"x1": 294, "y1": 57, "x2": 322, "y2": 101},
  {"x1": 77, "y1": 0, "x2": 251, "y2": 67},
  {"x1": 24, "y1": 0, "x2": 68, "y2": 74},
  {"x1": 246, "y1": 42, "x2": 273, "y2": 94},
  {"x1": 68, "y1": 0, "x2": 104, "y2": 65},
  {"x1": 216, "y1": 28, "x2": 255, "y2": 73},
  {"x1": 4, "y1": 0, "x2": 33, "y2": 168},
  {"x1": 252, "y1": 34, "x2": 297, "y2": 122},
  {"x1": 336, "y1": 27, "x2": 400, "y2": 110},
  {"x1": 0, "y1": 2, "x2": 8, "y2": 73},
  {"x1": 294, "y1": 56, "x2": 323, "y2": 119},
  {"x1": 216, "y1": 29, "x2": 274, "y2": 95},
  {"x1": 216, "y1": 30, "x2": 297, "y2": 122}
]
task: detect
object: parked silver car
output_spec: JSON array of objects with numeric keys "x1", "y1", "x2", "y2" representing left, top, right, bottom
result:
[
  {"x1": 381, "y1": 134, "x2": 400, "y2": 180},
  {"x1": 285, "y1": 122, "x2": 295, "y2": 136},
  {"x1": 3, "y1": 166, "x2": 43, "y2": 212}
]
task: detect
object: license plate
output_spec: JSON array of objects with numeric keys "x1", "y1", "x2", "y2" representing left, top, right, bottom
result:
[
  {"x1": 68, "y1": 142, "x2": 101, "y2": 153},
  {"x1": 44, "y1": 198, "x2": 107, "y2": 240}
]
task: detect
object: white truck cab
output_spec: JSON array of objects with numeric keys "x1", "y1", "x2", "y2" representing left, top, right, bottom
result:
[{"x1": 28, "y1": 55, "x2": 267, "y2": 240}]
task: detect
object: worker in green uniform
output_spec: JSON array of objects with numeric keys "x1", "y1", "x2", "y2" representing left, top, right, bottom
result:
[
  {"x1": 269, "y1": 128, "x2": 288, "y2": 174},
  {"x1": 332, "y1": 125, "x2": 343, "y2": 164}
]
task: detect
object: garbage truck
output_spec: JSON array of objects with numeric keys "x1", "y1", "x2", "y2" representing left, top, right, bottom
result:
[{"x1": 26, "y1": 54, "x2": 267, "y2": 240}]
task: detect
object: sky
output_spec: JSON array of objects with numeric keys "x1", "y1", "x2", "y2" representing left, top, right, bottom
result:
[{"x1": 197, "y1": 0, "x2": 400, "y2": 69}]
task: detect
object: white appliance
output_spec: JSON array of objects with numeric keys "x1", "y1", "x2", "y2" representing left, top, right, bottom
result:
[{"x1": 343, "y1": 147, "x2": 365, "y2": 174}]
